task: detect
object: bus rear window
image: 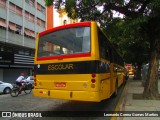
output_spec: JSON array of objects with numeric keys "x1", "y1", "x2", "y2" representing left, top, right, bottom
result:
[{"x1": 38, "y1": 27, "x2": 90, "y2": 58}]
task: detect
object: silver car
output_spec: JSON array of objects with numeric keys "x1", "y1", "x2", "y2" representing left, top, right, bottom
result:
[
  {"x1": 25, "y1": 76, "x2": 34, "y2": 88},
  {"x1": 0, "y1": 81, "x2": 13, "y2": 94}
]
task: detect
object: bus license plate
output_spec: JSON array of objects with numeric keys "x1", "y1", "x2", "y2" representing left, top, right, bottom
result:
[{"x1": 55, "y1": 82, "x2": 66, "y2": 87}]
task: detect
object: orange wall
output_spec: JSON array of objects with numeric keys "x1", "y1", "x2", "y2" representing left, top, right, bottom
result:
[{"x1": 47, "y1": 5, "x2": 53, "y2": 29}]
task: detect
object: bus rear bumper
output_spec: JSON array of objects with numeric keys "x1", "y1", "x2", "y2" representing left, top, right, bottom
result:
[{"x1": 33, "y1": 89, "x2": 101, "y2": 102}]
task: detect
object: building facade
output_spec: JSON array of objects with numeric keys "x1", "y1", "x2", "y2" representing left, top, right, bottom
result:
[
  {"x1": 0, "y1": 0, "x2": 46, "y2": 83},
  {"x1": 53, "y1": 8, "x2": 78, "y2": 27}
]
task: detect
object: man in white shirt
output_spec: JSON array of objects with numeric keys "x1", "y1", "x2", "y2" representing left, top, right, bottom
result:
[{"x1": 16, "y1": 73, "x2": 25, "y2": 93}]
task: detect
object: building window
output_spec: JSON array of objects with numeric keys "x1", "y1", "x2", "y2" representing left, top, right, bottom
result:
[
  {"x1": 0, "y1": 18, "x2": 6, "y2": 28},
  {"x1": 0, "y1": 0, "x2": 6, "y2": 8},
  {"x1": 24, "y1": 28, "x2": 35, "y2": 38},
  {"x1": 9, "y1": 22, "x2": 16, "y2": 31},
  {"x1": 30, "y1": 30, "x2": 35, "y2": 38},
  {"x1": 41, "y1": 6, "x2": 45, "y2": 14},
  {"x1": 8, "y1": 22, "x2": 23, "y2": 34},
  {"x1": 30, "y1": 0, "x2": 35, "y2": 7},
  {"x1": 25, "y1": 11, "x2": 35, "y2": 23},
  {"x1": 9, "y1": 2, "x2": 22, "y2": 16},
  {"x1": 41, "y1": 20, "x2": 45, "y2": 28},
  {"x1": 36, "y1": 18, "x2": 41, "y2": 26},
  {"x1": 25, "y1": 11, "x2": 29, "y2": 20},
  {"x1": 37, "y1": 3, "x2": 41, "y2": 11},
  {"x1": 37, "y1": 3, "x2": 46, "y2": 14},
  {"x1": 36, "y1": 18, "x2": 45, "y2": 28},
  {"x1": 30, "y1": 14, "x2": 34, "y2": 22},
  {"x1": 16, "y1": 6, "x2": 22, "y2": 16},
  {"x1": 9, "y1": 3, "x2": 16, "y2": 13},
  {"x1": 15, "y1": 25, "x2": 22, "y2": 35},
  {"x1": 25, "y1": 0, "x2": 35, "y2": 7},
  {"x1": 24, "y1": 28, "x2": 31, "y2": 36}
]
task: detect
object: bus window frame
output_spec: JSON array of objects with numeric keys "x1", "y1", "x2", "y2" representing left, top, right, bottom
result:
[{"x1": 37, "y1": 22, "x2": 92, "y2": 61}]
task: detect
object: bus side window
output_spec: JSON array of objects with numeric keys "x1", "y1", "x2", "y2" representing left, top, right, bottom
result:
[{"x1": 105, "y1": 63, "x2": 110, "y2": 72}]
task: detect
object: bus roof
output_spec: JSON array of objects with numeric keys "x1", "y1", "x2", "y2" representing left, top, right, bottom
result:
[{"x1": 39, "y1": 22, "x2": 92, "y2": 36}]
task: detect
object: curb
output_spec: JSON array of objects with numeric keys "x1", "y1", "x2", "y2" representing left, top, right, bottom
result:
[{"x1": 110, "y1": 79, "x2": 129, "y2": 120}]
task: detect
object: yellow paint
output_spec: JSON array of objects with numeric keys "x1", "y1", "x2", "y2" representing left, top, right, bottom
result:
[{"x1": 34, "y1": 22, "x2": 125, "y2": 102}]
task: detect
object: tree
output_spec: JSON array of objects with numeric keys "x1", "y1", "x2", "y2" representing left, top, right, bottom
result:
[
  {"x1": 45, "y1": 0, "x2": 160, "y2": 99},
  {"x1": 104, "y1": 19, "x2": 149, "y2": 80}
]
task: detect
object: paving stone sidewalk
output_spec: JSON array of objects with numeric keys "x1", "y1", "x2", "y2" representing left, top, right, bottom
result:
[{"x1": 117, "y1": 78, "x2": 160, "y2": 120}]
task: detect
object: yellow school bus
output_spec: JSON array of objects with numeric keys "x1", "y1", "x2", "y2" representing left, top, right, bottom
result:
[{"x1": 33, "y1": 21, "x2": 125, "y2": 102}]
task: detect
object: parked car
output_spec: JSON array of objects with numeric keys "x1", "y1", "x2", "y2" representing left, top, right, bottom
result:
[
  {"x1": 25, "y1": 76, "x2": 34, "y2": 88},
  {"x1": 0, "y1": 81, "x2": 13, "y2": 94}
]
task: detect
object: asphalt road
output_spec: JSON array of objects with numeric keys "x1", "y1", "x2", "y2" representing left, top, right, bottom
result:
[{"x1": 0, "y1": 83, "x2": 125, "y2": 120}]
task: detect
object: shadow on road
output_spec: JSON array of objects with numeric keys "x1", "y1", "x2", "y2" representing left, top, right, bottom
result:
[{"x1": 39, "y1": 84, "x2": 125, "y2": 120}]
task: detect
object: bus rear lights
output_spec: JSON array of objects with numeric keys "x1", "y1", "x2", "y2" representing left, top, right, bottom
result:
[
  {"x1": 91, "y1": 73, "x2": 96, "y2": 78},
  {"x1": 34, "y1": 79, "x2": 37, "y2": 83},
  {"x1": 34, "y1": 83, "x2": 37, "y2": 86},
  {"x1": 91, "y1": 84, "x2": 95, "y2": 88},
  {"x1": 91, "y1": 79, "x2": 96, "y2": 83},
  {"x1": 34, "y1": 74, "x2": 36, "y2": 82}
]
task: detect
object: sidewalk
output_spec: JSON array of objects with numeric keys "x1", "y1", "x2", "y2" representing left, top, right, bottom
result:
[{"x1": 117, "y1": 78, "x2": 160, "y2": 120}]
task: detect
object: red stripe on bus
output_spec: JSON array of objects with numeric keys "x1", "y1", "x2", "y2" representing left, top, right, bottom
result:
[
  {"x1": 39, "y1": 22, "x2": 91, "y2": 36},
  {"x1": 37, "y1": 52, "x2": 91, "y2": 61}
]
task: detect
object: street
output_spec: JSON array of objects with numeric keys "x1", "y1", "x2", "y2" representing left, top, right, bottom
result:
[{"x1": 0, "y1": 83, "x2": 125, "y2": 120}]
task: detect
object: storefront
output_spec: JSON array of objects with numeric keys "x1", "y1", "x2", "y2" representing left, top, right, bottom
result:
[{"x1": 0, "y1": 43, "x2": 34, "y2": 83}]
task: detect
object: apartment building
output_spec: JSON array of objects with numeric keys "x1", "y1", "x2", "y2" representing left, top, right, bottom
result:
[{"x1": 0, "y1": 0, "x2": 46, "y2": 82}]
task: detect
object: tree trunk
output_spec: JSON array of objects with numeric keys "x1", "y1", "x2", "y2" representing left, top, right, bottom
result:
[
  {"x1": 142, "y1": 14, "x2": 160, "y2": 99},
  {"x1": 143, "y1": 50, "x2": 159, "y2": 99},
  {"x1": 143, "y1": 39, "x2": 160, "y2": 99}
]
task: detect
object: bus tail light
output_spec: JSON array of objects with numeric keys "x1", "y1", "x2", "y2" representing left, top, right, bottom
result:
[
  {"x1": 34, "y1": 83, "x2": 37, "y2": 86},
  {"x1": 91, "y1": 73, "x2": 96, "y2": 78},
  {"x1": 91, "y1": 74, "x2": 96, "y2": 88},
  {"x1": 91, "y1": 84, "x2": 95, "y2": 88},
  {"x1": 34, "y1": 74, "x2": 37, "y2": 86},
  {"x1": 91, "y1": 79, "x2": 96, "y2": 83}
]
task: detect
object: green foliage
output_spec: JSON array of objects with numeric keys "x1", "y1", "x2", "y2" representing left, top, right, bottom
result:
[
  {"x1": 104, "y1": 18, "x2": 149, "y2": 64},
  {"x1": 44, "y1": 0, "x2": 53, "y2": 6},
  {"x1": 45, "y1": 0, "x2": 159, "y2": 65},
  {"x1": 65, "y1": 0, "x2": 77, "y2": 19}
]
